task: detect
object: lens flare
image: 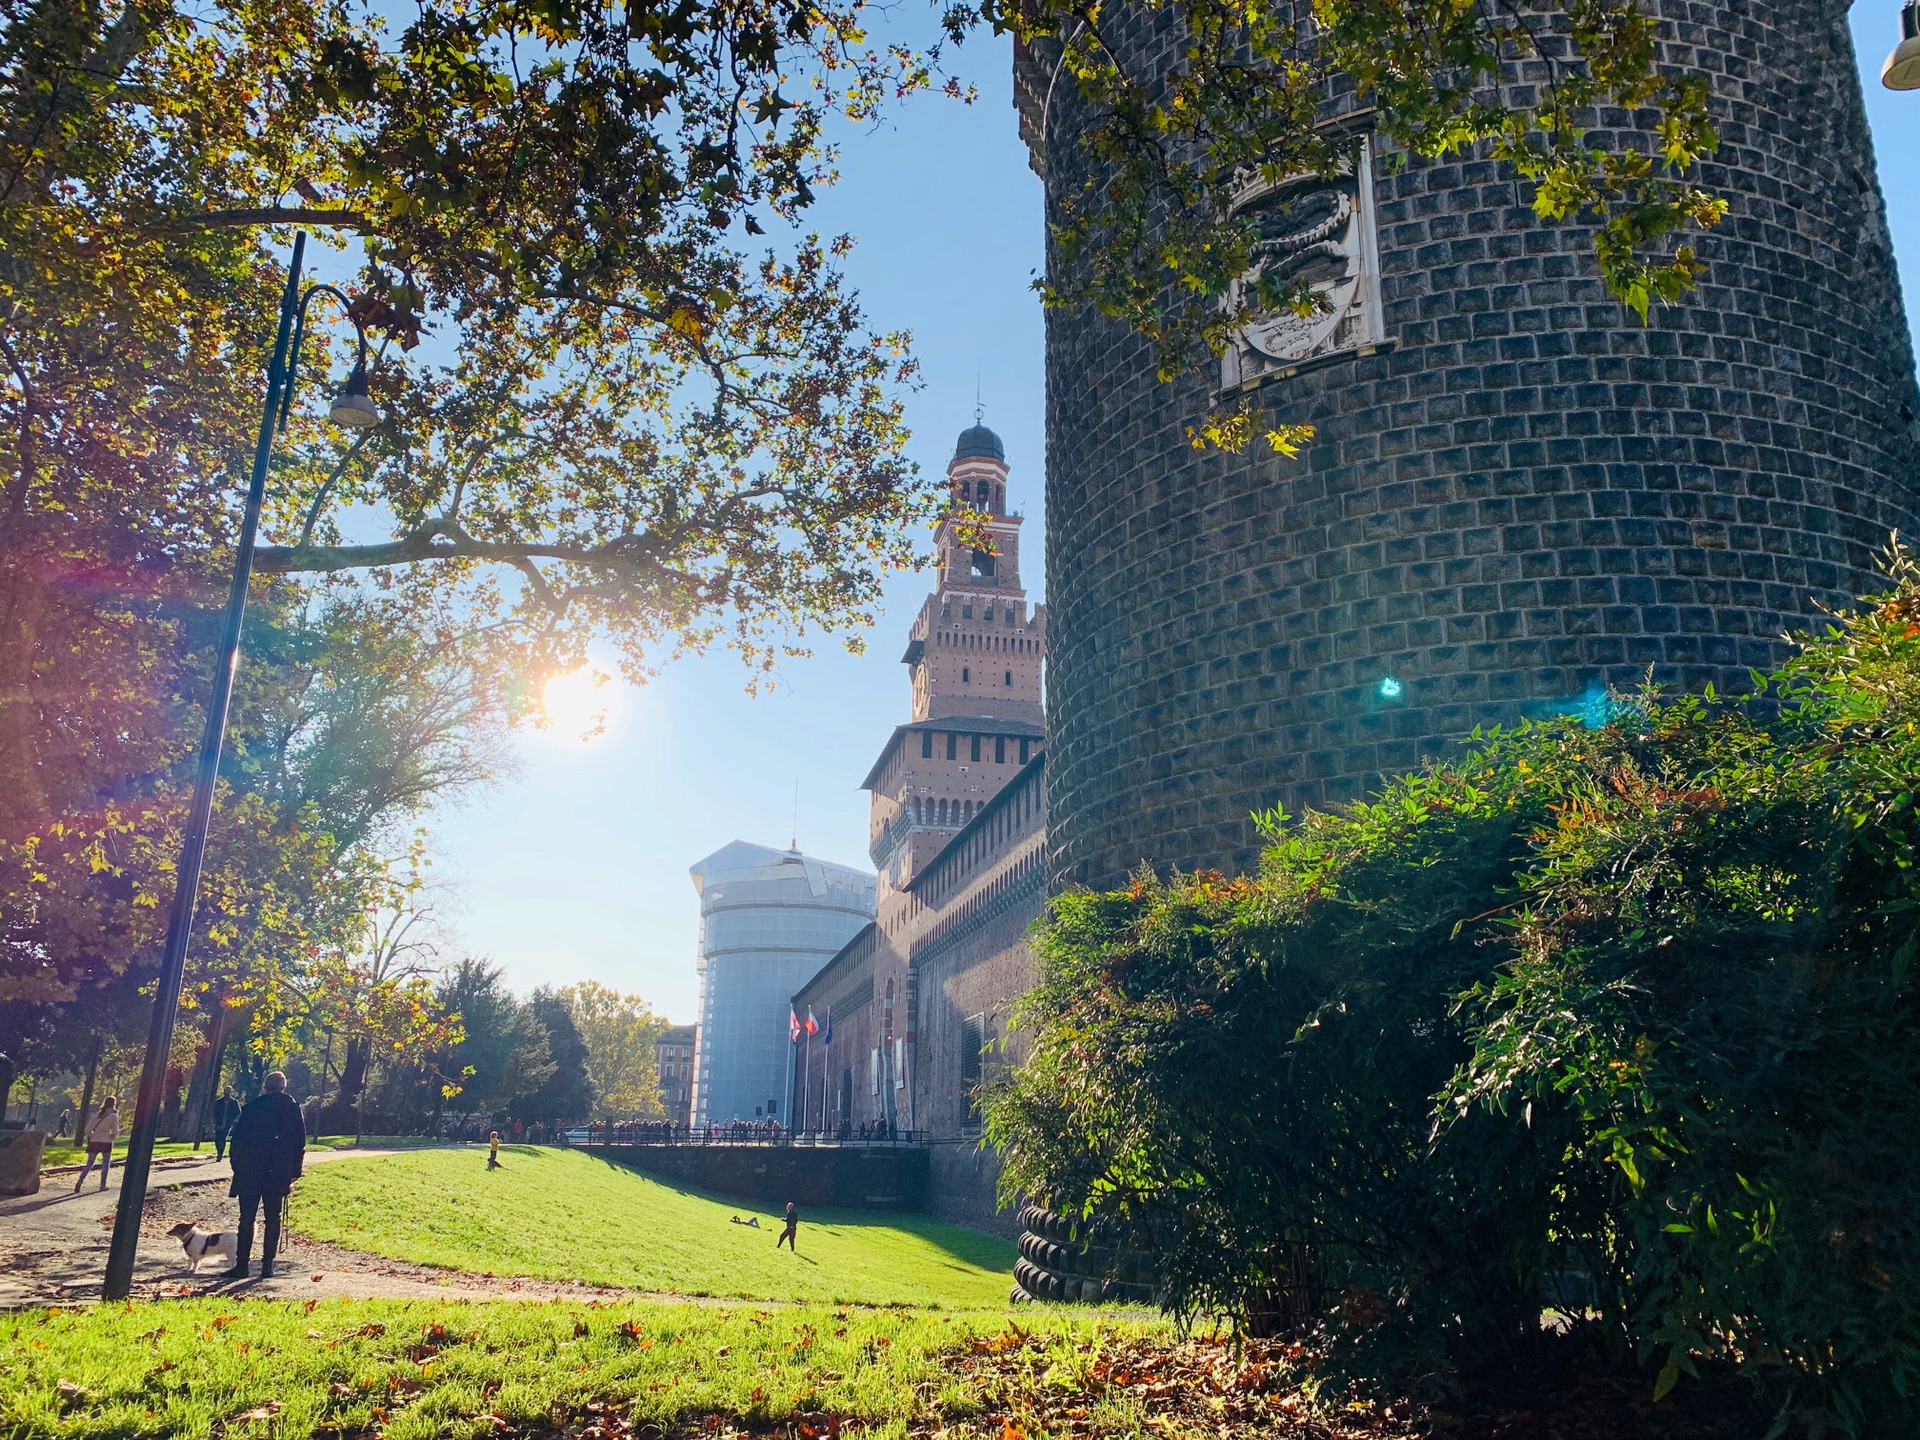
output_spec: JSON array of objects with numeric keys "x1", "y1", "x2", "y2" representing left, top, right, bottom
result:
[{"x1": 540, "y1": 665, "x2": 612, "y2": 738}]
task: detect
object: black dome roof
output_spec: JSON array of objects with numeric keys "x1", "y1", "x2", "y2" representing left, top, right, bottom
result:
[{"x1": 953, "y1": 423, "x2": 1005, "y2": 462}]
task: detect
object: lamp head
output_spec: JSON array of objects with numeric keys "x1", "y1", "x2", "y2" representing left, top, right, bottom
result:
[
  {"x1": 328, "y1": 358, "x2": 381, "y2": 429},
  {"x1": 1888, "y1": 1, "x2": 1920, "y2": 90}
]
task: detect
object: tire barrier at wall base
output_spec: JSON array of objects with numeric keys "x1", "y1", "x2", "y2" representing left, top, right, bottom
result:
[{"x1": 1009, "y1": 1204, "x2": 1155, "y2": 1306}]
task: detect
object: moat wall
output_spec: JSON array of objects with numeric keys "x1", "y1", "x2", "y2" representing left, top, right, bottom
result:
[
  {"x1": 601, "y1": 1144, "x2": 928, "y2": 1211},
  {"x1": 1027, "y1": 0, "x2": 1920, "y2": 888}
]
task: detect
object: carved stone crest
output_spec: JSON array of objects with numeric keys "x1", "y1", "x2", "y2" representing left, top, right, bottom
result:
[{"x1": 1220, "y1": 137, "x2": 1387, "y2": 389}]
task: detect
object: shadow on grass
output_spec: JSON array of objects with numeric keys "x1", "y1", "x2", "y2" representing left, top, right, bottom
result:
[{"x1": 576, "y1": 1149, "x2": 1016, "y2": 1273}]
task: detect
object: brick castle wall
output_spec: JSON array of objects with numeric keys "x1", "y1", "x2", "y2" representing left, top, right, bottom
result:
[{"x1": 1030, "y1": 0, "x2": 1920, "y2": 888}]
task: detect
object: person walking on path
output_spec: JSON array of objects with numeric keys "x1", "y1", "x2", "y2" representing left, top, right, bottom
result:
[
  {"x1": 776, "y1": 1200, "x2": 798, "y2": 1251},
  {"x1": 487, "y1": 1131, "x2": 501, "y2": 1169},
  {"x1": 211, "y1": 1088, "x2": 240, "y2": 1161},
  {"x1": 72, "y1": 1097, "x2": 118, "y2": 1192},
  {"x1": 222, "y1": 1071, "x2": 305, "y2": 1279}
]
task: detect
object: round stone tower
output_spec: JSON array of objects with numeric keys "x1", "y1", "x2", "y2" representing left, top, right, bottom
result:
[{"x1": 1018, "y1": 2, "x2": 1920, "y2": 888}]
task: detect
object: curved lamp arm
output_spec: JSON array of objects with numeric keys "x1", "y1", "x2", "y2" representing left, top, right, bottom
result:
[{"x1": 277, "y1": 282, "x2": 375, "y2": 434}]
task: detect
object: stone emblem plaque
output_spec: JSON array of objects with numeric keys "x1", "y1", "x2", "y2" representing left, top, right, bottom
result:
[{"x1": 1220, "y1": 137, "x2": 1386, "y2": 389}]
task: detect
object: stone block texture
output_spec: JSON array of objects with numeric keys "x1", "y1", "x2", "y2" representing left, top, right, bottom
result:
[{"x1": 1031, "y1": 0, "x2": 1920, "y2": 888}]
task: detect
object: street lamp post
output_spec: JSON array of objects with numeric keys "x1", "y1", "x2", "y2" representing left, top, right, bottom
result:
[{"x1": 102, "y1": 232, "x2": 381, "y2": 1301}]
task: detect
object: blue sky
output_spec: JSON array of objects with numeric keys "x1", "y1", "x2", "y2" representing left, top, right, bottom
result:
[{"x1": 430, "y1": 19, "x2": 1920, "y2": 1024}]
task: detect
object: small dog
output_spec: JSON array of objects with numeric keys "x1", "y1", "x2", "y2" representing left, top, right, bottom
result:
[{"x1": 167, "y1": 1221, "x2": 238, "y2": 1273}]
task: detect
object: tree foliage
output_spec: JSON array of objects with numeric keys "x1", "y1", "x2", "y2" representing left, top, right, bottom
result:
[
  {"x1": 0, "y1": 0, "x2": 943, "y2": 1061},
  {"x1": 559, "y1": 979, "x2": 666, "y2": 1118},
  {"x1": 2, "y1": 0, "x2": 942, "y2": 678},
  {"x1": 512, "y1": 986, "x2": 595, "y2": 1122},
  {"x1": 988, "y1": 0, "x2": 1726, "y2": 386},
  {"x1": 433, "y1": 958, "x2": 554, "y2": 1112},
  {"x1": 989, "y1": 552, "x2": 1920, "y2": 1427}
]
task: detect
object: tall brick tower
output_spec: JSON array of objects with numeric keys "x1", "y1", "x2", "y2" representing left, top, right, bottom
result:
[
  {"x1": 862, "y1": 422, "x2": 1048, "y2": 896},
  {"x1": 1020, "y1": 4, "x2": 1920, "y2": 888}
]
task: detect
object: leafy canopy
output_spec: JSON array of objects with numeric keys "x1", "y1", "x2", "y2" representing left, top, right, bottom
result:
[
  {"x1": 2, "y1": 0, "x2": 949, "y2": 685},
  {"x1": 979, "y1": 0, "x2": 1725, "y2": 435}
]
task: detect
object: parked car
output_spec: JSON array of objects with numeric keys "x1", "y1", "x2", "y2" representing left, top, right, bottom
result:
[{"x1": 562, "y1": 1126, "x2": 593, "y2": 1144}]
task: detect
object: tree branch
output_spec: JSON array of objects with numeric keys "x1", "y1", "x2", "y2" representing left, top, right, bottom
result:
[{"x1": 253, "y1": 527, "x2": 689, "y2": 594}]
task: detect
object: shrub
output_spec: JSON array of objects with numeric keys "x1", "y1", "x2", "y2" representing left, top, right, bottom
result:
[{"x1": 987, "y1": 552, "x2": 1920, "y2": 1428}]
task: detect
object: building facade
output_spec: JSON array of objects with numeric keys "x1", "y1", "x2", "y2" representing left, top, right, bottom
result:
[
  {"x1": 689, "y1": 841, "x2": 875, "y2": 1127},
  {"x1": 790, "y1": 423, "x2": 1050, "y2": 1233},
  {"x1": 655, "y1": 1023, "x2": 696, "y2": 1128},
  {"x1": 1018, "y1": 3, "x2": 1920, "y2": 888}
]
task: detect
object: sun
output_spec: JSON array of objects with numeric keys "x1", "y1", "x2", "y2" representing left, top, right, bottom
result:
[{"x1": 540, "y1": 665, "x2": 613, "y2": 738}]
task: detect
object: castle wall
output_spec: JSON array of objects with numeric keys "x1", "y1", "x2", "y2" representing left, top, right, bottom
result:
[
  {"x1": 1030, "y1": 0, "x2": 1920, "y2": 887},
  {"x1": 908, "y1": 756, "x2": 1047, "y2": 1236}
]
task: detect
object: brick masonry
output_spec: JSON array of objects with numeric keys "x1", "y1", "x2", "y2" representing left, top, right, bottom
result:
[{"x1": 1026, "y1": 1, "x2": 1920, "y2": 888}]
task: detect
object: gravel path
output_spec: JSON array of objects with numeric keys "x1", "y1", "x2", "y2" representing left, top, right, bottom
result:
[{"x1": 0, "y1": 1146, "x2": 650, "y2": 1308}]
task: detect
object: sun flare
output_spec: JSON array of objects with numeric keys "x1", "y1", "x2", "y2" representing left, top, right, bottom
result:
[{"x1": 540, "y1": 665, "x2": 612, "y2": 738}]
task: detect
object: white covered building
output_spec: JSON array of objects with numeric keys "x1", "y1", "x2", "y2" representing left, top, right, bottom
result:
[{"x1": 688, "y1": 842, "x2": 876, "y2": 1126}]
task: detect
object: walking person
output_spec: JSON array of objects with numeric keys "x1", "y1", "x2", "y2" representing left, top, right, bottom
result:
[
  {"x1": 776, "y1": 1200, "x2": 798, "y2": 1251},
  {"x1": 222, "y1": 1071, "x2": 305, "y2": 1279},
  {"x1": 72, "y1": 1096, "x2": 118, "y2": 1192},
  {"x1": 487, "y1": 1131, "x2": 501, "y2": 1169},
  {"x1": 211, "y1": 1087, "x2": 240, "y2": 1161}
]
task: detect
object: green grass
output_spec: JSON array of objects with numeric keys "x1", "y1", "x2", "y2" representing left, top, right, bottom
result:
[
  {"x1": 37, "y1": 1139, "x2": 201, "y2": 1168},
  {"x1": 37, "y1": 1134, "x2": 445, "y2": 1169},
  {"x1": 307, "y1": 1134, "x2": 459, "y2": 1151},
  {"x1": 292, "y1": 1146, "x2": 1018, "y2": 1307},
  {"x1": 1, "y1": 1296, "x2": 1167, "y2": 1440}
]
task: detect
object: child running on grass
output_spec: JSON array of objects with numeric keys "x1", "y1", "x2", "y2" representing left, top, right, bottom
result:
[{"x1": 488, "y1": 1131, "x2": 502, "y2": 1169}]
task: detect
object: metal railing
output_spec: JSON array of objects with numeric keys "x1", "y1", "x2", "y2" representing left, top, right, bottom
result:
[{"x1": 562, "y1": 1122, "x2": 925, "y2": 1149}]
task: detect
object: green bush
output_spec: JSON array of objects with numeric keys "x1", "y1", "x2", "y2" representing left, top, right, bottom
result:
[{"x1": 987, "y1": 553, "x2": 1920, "y2": 1428}]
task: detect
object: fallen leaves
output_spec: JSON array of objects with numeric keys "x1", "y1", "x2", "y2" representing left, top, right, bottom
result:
[{"x1": 924, "y1": 1330, "x2": 1418, "y2": 1440}]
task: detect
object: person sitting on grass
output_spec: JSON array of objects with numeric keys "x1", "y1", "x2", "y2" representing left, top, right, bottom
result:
[{"x1": 488, "y1": 1131, "x2": 501, "y2": 1169}]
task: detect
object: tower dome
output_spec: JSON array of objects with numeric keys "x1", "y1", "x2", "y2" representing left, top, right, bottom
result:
[{"x1": 953, "y1": 423, "x2": 1005, "y2": 463}]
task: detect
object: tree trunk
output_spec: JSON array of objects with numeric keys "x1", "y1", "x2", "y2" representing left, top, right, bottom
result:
[
  {"x1": 174, "y1": 1005, "x2": 237, "y2": 1145},
  {"x1": 339, "y1": 1035, "x2": 370, "y2": 1106},
  {"x1": 73, "y1": 1032, "x2": 100, "y2": 1146}
]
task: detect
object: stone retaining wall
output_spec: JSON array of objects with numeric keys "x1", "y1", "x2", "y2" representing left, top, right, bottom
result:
[{"x1": 595, "y1": 1144, "x2": 928, "y2": 1211}]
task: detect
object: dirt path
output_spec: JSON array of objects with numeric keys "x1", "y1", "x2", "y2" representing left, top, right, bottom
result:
[{"x1": 0, "y1": 1146, "x2": 649, "y2": 1308}]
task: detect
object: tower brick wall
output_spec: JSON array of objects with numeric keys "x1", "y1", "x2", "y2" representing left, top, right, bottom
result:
[{"x1": 1027, "y1": 0, "x2": 1920, "y2": 888}]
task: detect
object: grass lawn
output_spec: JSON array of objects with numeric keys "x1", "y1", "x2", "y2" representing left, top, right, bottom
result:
[
  {"x1": 2, "y1": 1297, "x2": 1186, "y2": 1440},
  {"x1": 292, "y1": 1146, "x2": 1017, "y2": 1308},
  {"x1": 308, "y1": 1135, "x2": 461, "y2": 1151},
  {"x1": 37, "y1": 1134, "x2": 445, "y2": 1169},
  {"x1": 37, "y1": 1139, "x2": 201, "y2": 1168}
]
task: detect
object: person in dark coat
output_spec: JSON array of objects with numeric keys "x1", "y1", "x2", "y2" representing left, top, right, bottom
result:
[
  {"x1": 210, "y1": 1087, "x2": 240, "y2": 1161},
  {"x1": 222, "y1": 1071, "x2": 305, "y2": 1278}
]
